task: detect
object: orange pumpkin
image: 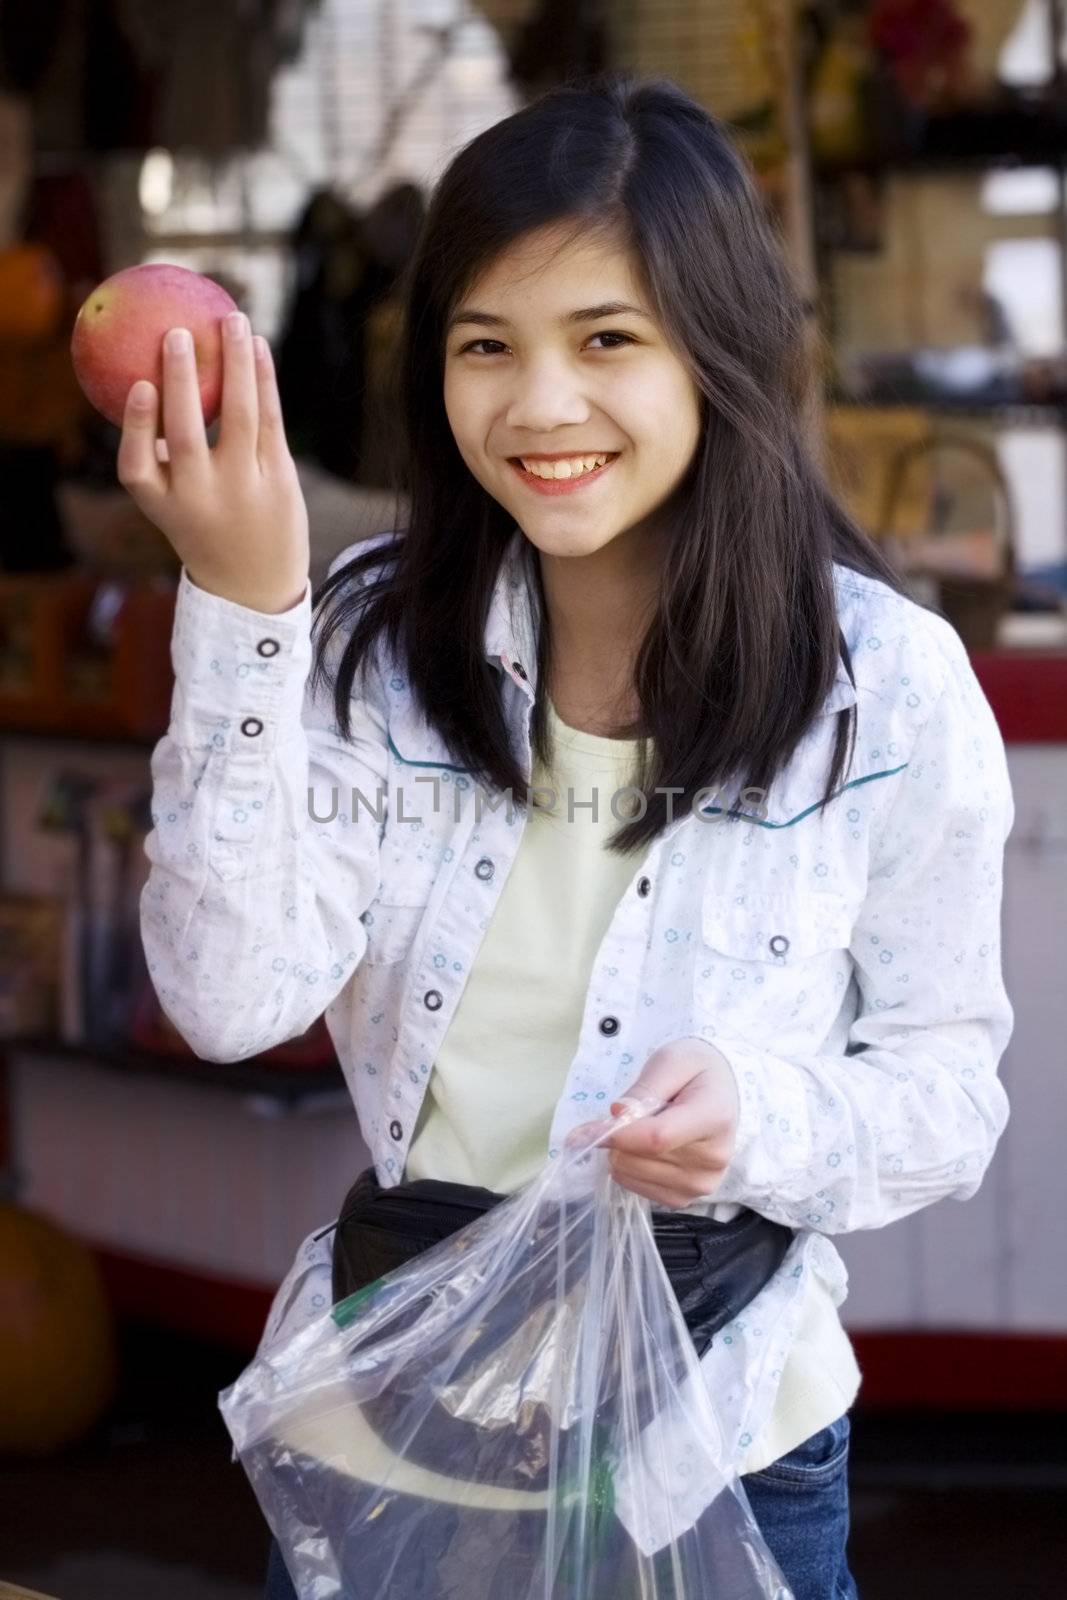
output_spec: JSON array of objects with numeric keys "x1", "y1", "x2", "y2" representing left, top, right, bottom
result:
[{"x1": 0, "y1": 1202, "x2": 118, "y2": 1455}]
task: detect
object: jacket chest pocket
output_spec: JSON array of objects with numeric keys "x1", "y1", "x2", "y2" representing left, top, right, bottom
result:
[
  {"x1": 361, "y1": 790, "x2": 467, "y2": 965},
  {"x1": 360, "y1": 895, "x2": 428, "y2": 965},
  {"x1": 360, "y1": 829, "x2": 435, "y2": 965},
  {"x1": 694, "y1": 890, "x2": 858, "y2": 1037},
  {"x1": 359, "y1": 811, "x2": 449, "y2": 965}
]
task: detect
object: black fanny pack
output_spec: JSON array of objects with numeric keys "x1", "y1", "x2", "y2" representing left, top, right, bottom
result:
[{"x1": 322, "y1": 1165, "x2": 793, "y2": 1362}]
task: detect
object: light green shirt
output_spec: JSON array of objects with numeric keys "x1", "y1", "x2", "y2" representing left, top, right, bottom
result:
[
  {"x1": 405, "y1": 697, "x2": 642, "y2": 1190},
  {"x1": 404, "y1": 697, "x2": 860, "y2": 1474}
]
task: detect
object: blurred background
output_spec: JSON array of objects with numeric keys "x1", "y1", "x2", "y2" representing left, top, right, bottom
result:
[{"x1": 1, "y1": 1, "x2": 1066, "y2": 1596}]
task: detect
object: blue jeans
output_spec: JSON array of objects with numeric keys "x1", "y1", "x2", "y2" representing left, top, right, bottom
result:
[
  {"x1": 741, "y1": 1412, "x2": 859, "y2": 1599},
  {"x1": 262, "y1": 1411, "x2": 857, "y2": 1598}
]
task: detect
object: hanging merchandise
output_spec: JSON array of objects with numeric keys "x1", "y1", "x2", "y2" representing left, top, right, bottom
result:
[
  {"x1": 117, "y1": 0, "x2": 324, "y2": 155},
  {"x1": 867, "y1": 0, "x2": 976, "y2": 113},
  {"x1": 275, "y1": 188, "x2": 405, "y2": 484},
  {"x1": 36, "y1": 769, "x2": 152, "y2": 1044},
  {"x1": 0, "y1": 170, "x2": 105, "y2": 569},
  {"x1": 807, "y1": 10, "x2": 878, "y2": 167},
  {"x1": 1, "y1": 0, "x2": 323, "y2": 156},
  {"x1": 275, "y1": 190, "x2": 369, "y2": 481},
  {"x1": 219, "y1": 1100, "x2": 794, "y2": 1600},
  {"x1": 350, "y1": 182, "x2": 426, "y2": 488}
]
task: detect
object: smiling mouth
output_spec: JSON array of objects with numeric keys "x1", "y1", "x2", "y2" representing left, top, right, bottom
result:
[{"x1": 507, "y1": 452, "x2": 620, "y2": 483}]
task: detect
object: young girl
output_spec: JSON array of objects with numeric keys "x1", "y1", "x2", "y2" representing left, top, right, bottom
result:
[{"x1": 122, "y1": 71, "x2": 1014, "y2": 1600}]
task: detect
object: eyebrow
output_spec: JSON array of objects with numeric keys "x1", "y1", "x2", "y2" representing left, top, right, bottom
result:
[{"x1": 445, "y1": 300, "x2": 652, "y2": 336}]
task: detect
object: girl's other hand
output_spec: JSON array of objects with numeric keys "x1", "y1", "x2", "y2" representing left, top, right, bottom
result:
[{"x1": 566, "y1": 1037, "x2": 740, "y2": 1209}]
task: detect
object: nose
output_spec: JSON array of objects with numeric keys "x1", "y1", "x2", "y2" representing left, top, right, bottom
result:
[{"x1": 505, "y1": 356, "x2": 591, "y2": 434}]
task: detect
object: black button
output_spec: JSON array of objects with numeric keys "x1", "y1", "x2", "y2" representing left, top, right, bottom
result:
[
  {"x1": 424, "y1": 989, "x2": 443, "y2": 1010},
  {"x1": 240, "y1": 716, "x2": 264, "y2": 737},
  {"x1": 474, "y1": 857, "x2": 494, "y2": 881},
  {"x1": 389, "y1": 1118, "x2": 403, "y2": 1140},
  {"x1": 769, "y1": 934, "x2": 790, "y2": 955},
  {"x1": 256, "y1": 637, "x2": 280, "y2": 657},
  {"x1": 637, "y1": 876, "x2": 651, "y2": 897},
  {"x1": 513, "y1": 660, "x2": 527, "y2": 680},
  {"x1": 598, "y1": 1015, "x2": 620, "y2": 1037}
]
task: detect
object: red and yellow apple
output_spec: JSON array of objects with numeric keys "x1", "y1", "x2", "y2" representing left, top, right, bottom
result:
[{"x1": 70, "y1": 263, "x2": 238, "y2": 428}]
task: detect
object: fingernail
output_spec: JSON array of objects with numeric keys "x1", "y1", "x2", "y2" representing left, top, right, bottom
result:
[
  {"x1": 612, "y1": 1094, "x2": 656, "y2": 1120},
  {"x1": 166, "y1": 327, "x2": 191, "y2": 354},
  {"x1": 225, "y1": 311, "x2": 248, "y2": 340},
  {"x1": 129, "y1": 380, "x2": 154, "y2": 407}
]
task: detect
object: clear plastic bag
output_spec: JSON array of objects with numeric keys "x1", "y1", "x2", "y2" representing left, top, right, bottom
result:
[{"x1": 218, "y1": 1099, "x2": 794, "y2": 1599}]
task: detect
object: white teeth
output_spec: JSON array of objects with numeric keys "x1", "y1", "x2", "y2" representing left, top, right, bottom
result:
[{"x1": 519, "y1": 453, "x2": 612, "y2": 479}]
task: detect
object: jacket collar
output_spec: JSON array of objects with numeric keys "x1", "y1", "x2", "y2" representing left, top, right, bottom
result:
[
  {"x1": 484, "y1": 526, "x2": 541, "y2": 693},
  {"x1": 483, "y1": 525, "x2": 859, "y2": 717}
]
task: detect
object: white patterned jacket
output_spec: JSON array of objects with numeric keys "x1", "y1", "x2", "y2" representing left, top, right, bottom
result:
[{"x1": 141, "y1": 525, "x2": 1014, "y2": 1525}]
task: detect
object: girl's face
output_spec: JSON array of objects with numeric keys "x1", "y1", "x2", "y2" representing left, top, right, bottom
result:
[{"x1": 442, "y1": 223, "x2": 703, "y2": 563}]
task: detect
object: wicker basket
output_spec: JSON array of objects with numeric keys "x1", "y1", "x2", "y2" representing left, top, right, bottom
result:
[{"x1": 878, "y1": 429, "x2": 1017, "y2": 651}]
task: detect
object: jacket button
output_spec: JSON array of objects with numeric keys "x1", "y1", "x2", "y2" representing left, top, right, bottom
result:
[
  {"x1": 240, "y1": 716, "x2": 264, "y2": 737},
  {"x1": 598, "y1": 1015, "x2": 620, "y2": 1037},
  {"x1": 424, "y1": 989, "x2": 443, "y2": 1010},
  {"x1": 389, "y1": 1119, "x2": 403, "y2": 1140},
  {"x1": 513, "y1": 660, "x2": 527, "y2": 680},
  {"x1": 637, "y1": 876, "x2": 651, "y2": 897},
  {"x1": 256, "y1": 638, "x2": 280, "y2": 657},
  {"x1": 474, "y1": 856, "x2": 495, "y2": 881},
  {"x1": 769, "y1": 934, "x2": 790, "y2": 955}
]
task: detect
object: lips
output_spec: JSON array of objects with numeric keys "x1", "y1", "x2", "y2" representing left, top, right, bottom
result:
[{"x1": 506, "y1": 453, "x2": 619, "y2": 496}]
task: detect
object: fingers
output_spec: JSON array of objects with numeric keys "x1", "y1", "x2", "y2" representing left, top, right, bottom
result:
[
  {"x1": 607, "y1": 1152, "x2": 726, "y2": 1203},
  {"x1": 253, "y1": 333, "x2": 290, "y2": 471},
  {"x1": 116, "y1": 380, "x2": 166, "y2": 502},
  {"x1": 564, "y1": 1117, "x2": 617, "y2": 1152},
  {"x1": 161, "y1": 326, "x2": 210, "y2": 468},
  {"x1": 218, "y1": 311, "x2": 258, "y2": 455},
  {"x1": 604, "y1": 1107, "x2": 681, "y2": 1158}
]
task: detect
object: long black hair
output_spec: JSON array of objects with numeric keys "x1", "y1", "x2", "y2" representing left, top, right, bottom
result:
[{"x1": 310, "y1": 68, "x2": 908, "y2": 854}]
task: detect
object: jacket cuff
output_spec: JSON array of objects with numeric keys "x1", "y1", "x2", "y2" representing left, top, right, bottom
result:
[
  {"x1": 169, "y1": 566, "x2": 313, "y2": 756},
  {"x1": 703, "y1": 1033, "x2": 821, "y2": 1217}
]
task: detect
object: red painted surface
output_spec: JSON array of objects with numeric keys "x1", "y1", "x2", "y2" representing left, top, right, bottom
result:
[
  {"x1": 969, "y1": 652, "x2": 1067, "y2": 743},
  {"x1": 95, "y1": 1245, "x2": 277, "y2": 1352},
  {"x1": 848, "y1": 1329, "x2": 1067, "y2": 1410},
  {"x1": 90, "y1": 1243, "x2": 1067, "y2": 1408}
]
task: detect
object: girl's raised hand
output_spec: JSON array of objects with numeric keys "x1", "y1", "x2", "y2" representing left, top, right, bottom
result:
[{"x1": 116, "y1": 312, "x2": 310, "y2": 615}]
